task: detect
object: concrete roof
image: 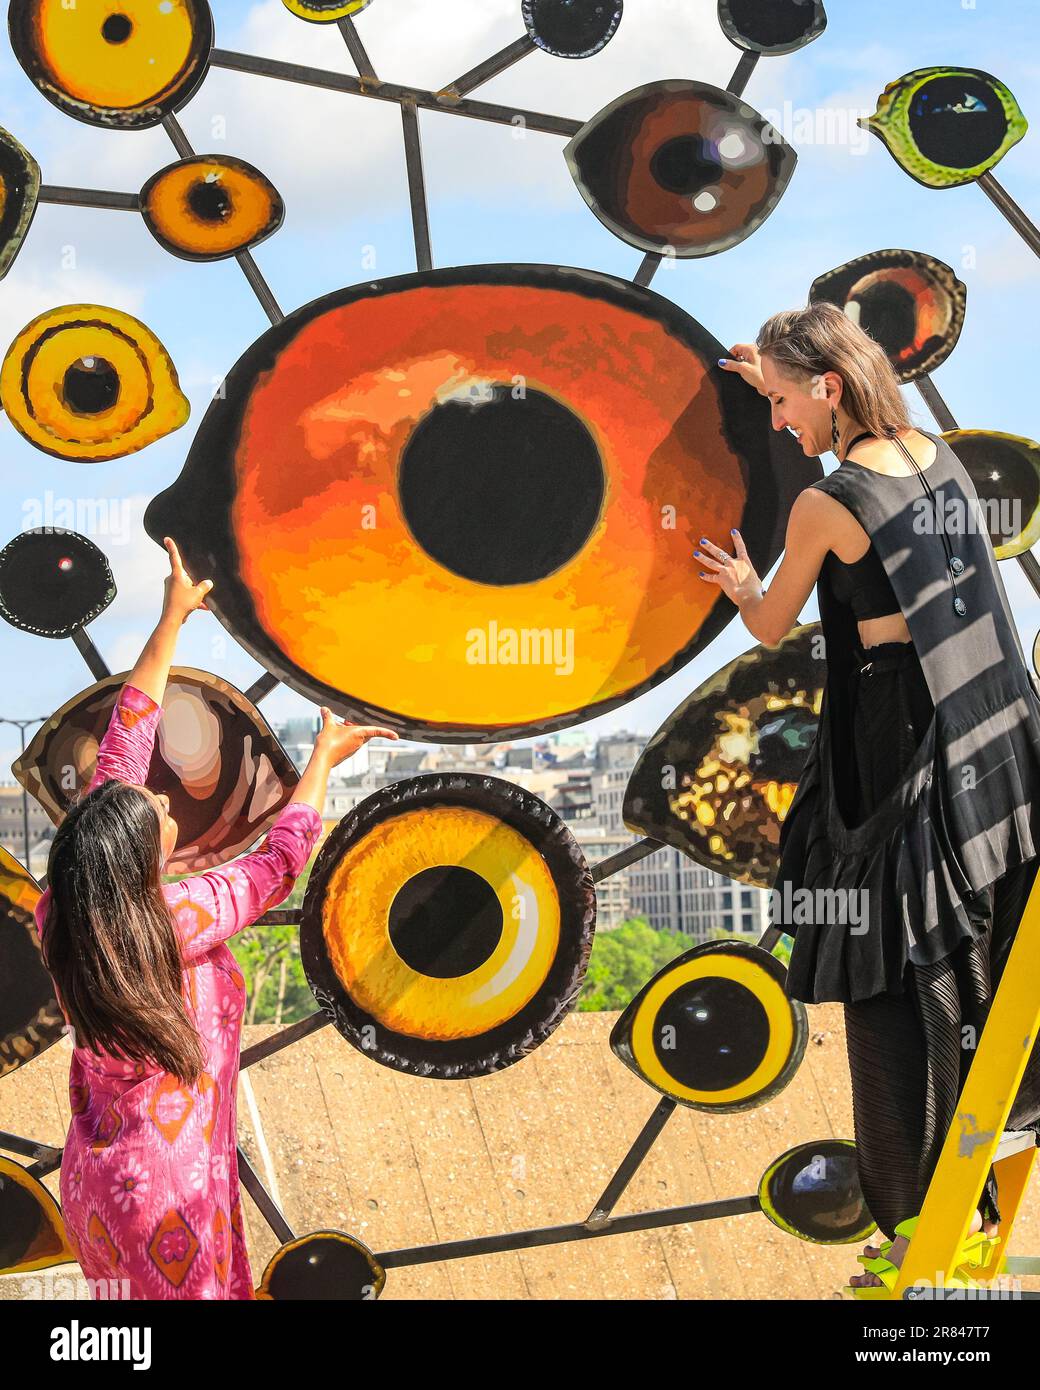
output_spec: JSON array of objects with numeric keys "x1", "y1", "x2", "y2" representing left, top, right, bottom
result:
[{"x1": 4, "y1": 1008, "x2": 1040, "y2": 1300}]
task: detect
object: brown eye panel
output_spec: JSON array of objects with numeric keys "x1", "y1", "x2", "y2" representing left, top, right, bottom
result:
[
  {"x1": 14, "y1": 668, "x2": 301, "y2": 874},
  {"x1": 565, "y1": 79, "x2": 796, "y2": 257},
  {"x1": 8, "y1": 0, "x2": 214, "y2": 130},
  {"x1": 810, "y1": 249, "x2": 967, "y2": 383},
  {"x1": 0, "y1": 1157, "x2": 76, "y2": 1274},
  {"x1": 141, "y1": 155, "x2": 285, "y2": 262}
]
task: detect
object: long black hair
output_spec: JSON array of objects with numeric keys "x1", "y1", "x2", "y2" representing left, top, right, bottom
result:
[{"x1": 40, "y1": 779, "x2": 204, "y2": 1084}]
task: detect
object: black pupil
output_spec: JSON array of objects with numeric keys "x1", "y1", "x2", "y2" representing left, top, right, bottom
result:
[
  {"x1": 399, "y1": 386, "x2": 604, "y2": 586},
  {"x1": 388, "y1": 866, "x2": 504, "y2": 978},
  {"x1": 188, "y1": 177, "x2": 233, "y2": 224},
  {"x1": 652, "y1": 976, "x2": 770, "y2": 1090},
  {"x1": 850, "y1": 278, "x2": 918, "y2": 357},
  {"x1": 102, "y1": 13, "x2": 133, "y2": 43},
  {"x1": 909, "y1": 74, "x2": 1008, "y2": 170},
  {"x1": 63, "y1": 358, "x2": 120, "y2": 415},
  {"x1": 650, "y1": 135, "x2": 724, "y2": 197}
]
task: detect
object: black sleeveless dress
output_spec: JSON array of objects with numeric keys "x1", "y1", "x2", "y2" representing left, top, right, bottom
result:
[{"x1": 774, "y1": 430, "x2": 1040, "y2": 1004}]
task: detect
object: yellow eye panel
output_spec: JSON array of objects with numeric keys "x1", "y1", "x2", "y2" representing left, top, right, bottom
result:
[
  {"x1": 141, "y1": 156, "x2": 285, "y2": 262},
  {"x1": 758, "y1": 1140, "x2": 876, "y2": 1245},
  {"x1": 0, "y1": 125, "x2": 40, "y2": 281},
  {"x1": 256, "y1": 1231, "x2": 386, "y2": 1300},
  {"x1": 281, "y1": 0, "x2": 374, "y2": 21},
  {"x1": 8, "y1": 0, "x2": 213, "y2": 130},
  {"x1": 0, "y1": 304, "x2": 189, "y2": 462},
  {"x1": 300, "y1": 773, "x2": 596, "y2": 1078},
  {"x1": 0, "y1": 1157, "x2": 75, "y2": 1275},
  {"x1": 941, "y1": 430, "x2": 1040, "y2": 561},
  {"x1": 0, "y1": 843, "x2": 64, "y2": 1080},
  {"x1": 610, "y1": 940, "x2": 807, "y2": 1110}
]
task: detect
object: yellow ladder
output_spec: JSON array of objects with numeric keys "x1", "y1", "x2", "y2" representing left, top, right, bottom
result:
[{"x1": 892, "y1": 865, "x2": 1040, "y2": 1296}]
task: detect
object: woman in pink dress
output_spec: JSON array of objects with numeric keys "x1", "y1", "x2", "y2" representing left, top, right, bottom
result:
[{"x1": 34, "y1": 538, "x2": 398, "y2": 1299}]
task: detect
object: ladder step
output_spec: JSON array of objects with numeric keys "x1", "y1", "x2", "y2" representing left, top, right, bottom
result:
[{"x1": 995, "y1": 1129, "x2": 1037, "y2": 1162}]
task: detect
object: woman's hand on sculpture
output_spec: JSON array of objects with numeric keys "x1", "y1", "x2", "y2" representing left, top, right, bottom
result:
[
  {"x1": 161, "y1": 537, "x2": 213, "y2": 625},
  {"x1": 695, "y1": 529, "x2": 764, "y2": 607},
  {"x1": 718, "y1": 342, "x2": 766, "y2": 396},
  {"x1": 314, "y1": 707, "x2": 400, "y2": 768}
]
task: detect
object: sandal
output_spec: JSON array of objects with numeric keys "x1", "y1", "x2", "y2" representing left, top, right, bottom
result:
[{"x1": 843, "y1": 1215, "x2": 998, "y2": 1299}]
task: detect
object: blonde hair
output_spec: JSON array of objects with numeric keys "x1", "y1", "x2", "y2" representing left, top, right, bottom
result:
[{"x1": 756, "y1": 301, "x2": 913, "y2": 439}]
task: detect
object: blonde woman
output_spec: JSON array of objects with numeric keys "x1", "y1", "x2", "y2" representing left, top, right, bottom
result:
[{"x1": 696, "y1": 302, "x2": 1040, "y2": 1293}]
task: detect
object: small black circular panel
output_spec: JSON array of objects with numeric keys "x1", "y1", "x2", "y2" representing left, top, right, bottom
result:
[{"x1": 0, "y1": 529, "x2": 116, "y2": 638}]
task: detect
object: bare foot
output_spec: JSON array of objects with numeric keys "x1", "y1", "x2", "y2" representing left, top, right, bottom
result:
[{"x1": 848, "y1": 1209, "x2": 998, "y2": 1290}]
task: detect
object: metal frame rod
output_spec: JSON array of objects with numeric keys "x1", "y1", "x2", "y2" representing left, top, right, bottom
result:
[
  {"x1": 209, "y1": 48, "x2": 583, "y2": 138},
  {"x1": 39, "y1": 185, "x2": 139, "y2": 212},
  {"x1": 161, "y1": 113, "x2": 195, "y2": 161},
  {"x1": 978, "y1": 171, "x2": 1040, "y2": 261},
  {"x1": 633, "y1": 251, "x2": 662, "y2": 288},
  {"x1": 401, "y1": 99, "x2": 434, "y2": 271},
  {"x1": 585, "y1": 1095, "x2": 677, "y2": 1226},
  {"x1": 240, "y1": 1010, "x2": 330, "y2": 1070},
  {"x1": 338, "y1": 14, "x2": 379, "y2": 84},
  {"x1": 0, "y1": 1131, "x2": 64, "y2": 1167},
  {"x1": 237, "y1": 1145, "x2": 295, "y2": 1244},
  {"x1": 254, "y1": 909, "x2": 303, "y2": 926},
  {"x1": 591, "y1": 836, "x2": 666, "y2": 883},
  {"x1": 244, "y1": 671, "x2": 281, "y2": 706},
  {"x1": 726, "y1": 50, "x2": 759, "y2": 99},
  {"x1": 377, "y1": 1193, "x2": 761, "y2": 1267},
  {"x1": 914, "y1": 374, "x2": 959, "y2": 432},
  {"x1": 440, "y1": 34, "x2": 536, "y2": 101},
  {"x1": 71, "y1": 628, "x2": 111, "y2": 681}
]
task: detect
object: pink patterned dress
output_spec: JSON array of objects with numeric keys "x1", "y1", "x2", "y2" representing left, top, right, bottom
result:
[{"x1": 33, "y1": 683, "x2": 323, "y2": 1300}]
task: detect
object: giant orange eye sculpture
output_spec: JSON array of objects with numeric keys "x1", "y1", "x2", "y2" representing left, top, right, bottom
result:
[
  {"x1": 0, "y1": 846, "x2": 64, "y2": 1081},
  {"x1": 624, "y1": 625, "x2": 826, "y2": 887},
  {"x1": 0, "y1": 125, "x2": 40, "y2": 281},
  {"x1": 810, "y1": 249, "x2": 967, "y2": 384},
  {"x1": 564, "y1": 80, "x2": 796, "y2": 257},
  {"x1": 8, "y1": 0, "x2": 214, "y2": 130},
  {"x1": 13, "y1": 669, "x2": 302, "y2": 874},
  {"x1": 144, "y1": 265, "x2": 818, "y2": 742},
  {"x1": 0, "y1": 304, "x2": 189, "y2": 462},
  {"x1": 300, "y1": 774, "x2": 596, "y2": 1079},
  {"x1": 141, "y1": 155, "x2": 285, "y2": 262}
]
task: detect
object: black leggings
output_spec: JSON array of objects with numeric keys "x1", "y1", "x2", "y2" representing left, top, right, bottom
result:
[{"x1": 840, "y1": 642, "x2": 1040, "y2": 1237}]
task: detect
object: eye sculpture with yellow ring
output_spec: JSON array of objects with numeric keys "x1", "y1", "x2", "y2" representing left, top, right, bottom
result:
[
  {"x1": 0, "y1": 125, "x2": 40, "y2": 281},
  {"x1": 256, "y1": 1232, "x2": 386, "y2": 1300},
  {"x1": 940, "y1": 430, "x2": 1040, "y2": 560},
  {"x1": 0, "y1": 304, "x2": 189, "y2": 462},
  {"x1": 522, "y1": 0, "x2": 623, "y2": 59},
  {"x1": 8, "y1": 0, "x2": 214, "y2": 130},
  {"x1": 144, "y1": 265, "x2": 818, "y2": 741},
  {"x1": 860, "y1": 66, "x2": 1028, "y2": 190},
  {"x1": 717, "y1": 0, "x2": 826, "y2": 56},
  {"x1": 0, "y1": 1157, "x2": 76, "y2": 1275},
  {"x1": 609, "y1": 940, "x2": 807, "y2": 1110},
  {"x1": 300, "y1": 774, "x2": 596, "y2": 1079},
  {"x1": 624, "y1": 624, "x2": 825, "y2": 887},
  {"x1": 0, "y1": 529, "x2": 116, "y2": 639},
  {"x1": 758, "y1": 1140, "x2": 876, "y2": 1246},
  {"x1": 810, "y1": 249, "x2": 967, "y2": 384},
  {"x1": 0, "y1": 845, "x2": 65, "y2": 1081},
  {"x1": 281, "y1": 0, "x2": 374, "y2": 21},
  {"x1": 565, "y1": 79, "x2": 796, "y2": 257},
  {"x1": 141, "y1": 156, "x2": 285, "y2": 262}
]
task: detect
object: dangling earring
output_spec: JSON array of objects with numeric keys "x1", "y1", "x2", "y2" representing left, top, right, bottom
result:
[{"x1": 831, "y1": 406, "x2": 840, "y2": 455}]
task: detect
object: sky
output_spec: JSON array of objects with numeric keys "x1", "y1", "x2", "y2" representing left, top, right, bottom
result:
[{"x1": 1, "y1": 0, "x2": 1039, "y2": 777}]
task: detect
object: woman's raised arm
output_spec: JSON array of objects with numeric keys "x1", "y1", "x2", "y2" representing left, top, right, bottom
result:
[{"x1": 126, "y1": 537, "x2": 213, "y2": 707}]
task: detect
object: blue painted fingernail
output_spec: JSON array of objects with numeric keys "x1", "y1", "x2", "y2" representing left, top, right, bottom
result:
[
  {"x1": 730, "y1": 528, "x2": 737, "y2": 534},
  {"x1": 717, "y1": 358, "x2": 727, "y2": 365}
]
